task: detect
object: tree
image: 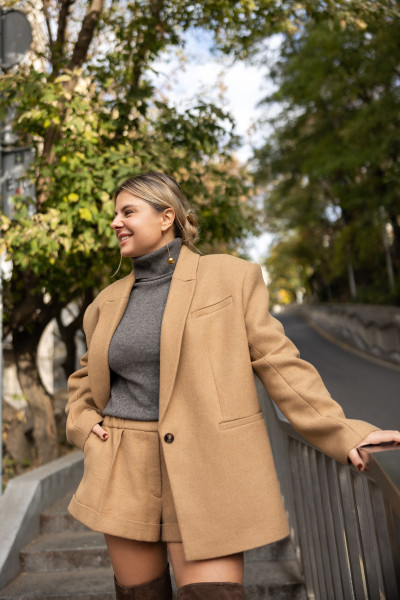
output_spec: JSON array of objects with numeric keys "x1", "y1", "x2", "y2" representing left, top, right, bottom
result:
[{"x1": 254, "y1": 12, "x2": 400, "y2": 303}]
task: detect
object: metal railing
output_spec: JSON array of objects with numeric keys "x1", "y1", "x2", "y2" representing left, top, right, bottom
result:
[{"x1": 255, "y1": 375, "x2": 400, "y2": 600}]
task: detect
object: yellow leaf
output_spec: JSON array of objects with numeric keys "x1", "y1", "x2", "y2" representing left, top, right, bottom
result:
[
  {"x1": 54, "y1": 74, "x2": 71, "y2": 84},
  {"x1": 1, "y1": 215, "x2": 11, "y2": 231},
  {"x1": 67, "y1": 193, "x2": 79, "y2": 202},
  {"x1": 79, "y1": 207, "x2": 92, "y2": 221},
  {"x1": 99, "y1": 191, "x2": 110, "y2": 202},
  {"x1": 354, "y1": 18, "x2": 367, "y2": 30}
]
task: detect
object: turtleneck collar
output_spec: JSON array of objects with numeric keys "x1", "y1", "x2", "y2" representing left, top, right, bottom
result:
[{"x1": 132, "y1": 237, "x2": 183, "y2": 281}]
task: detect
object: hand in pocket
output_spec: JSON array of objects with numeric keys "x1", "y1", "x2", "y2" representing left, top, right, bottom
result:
[{"x1": 92, "y1": 423, "x2": 109, "y2": 441}]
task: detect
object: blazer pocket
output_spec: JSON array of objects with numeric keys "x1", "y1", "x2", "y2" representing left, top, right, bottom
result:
[
  {"x1": 191, "y1": 295, "x2": 233, "y2": 319},
  {"x1": 219, "y1": 411, "x2": 264, "y2": 431}
]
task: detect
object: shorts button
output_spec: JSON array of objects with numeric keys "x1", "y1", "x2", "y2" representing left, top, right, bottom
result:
[{"x1": 164, "y1": 433, "x2": 174, "y2": 444}]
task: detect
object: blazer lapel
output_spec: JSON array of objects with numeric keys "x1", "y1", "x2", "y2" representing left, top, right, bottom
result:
[
  {"x1": 89, "y1": 272, "x2": 135, "y2": 408},
  {"x1": 159, "y1": 245, "x2": 199, "y2": 422}
]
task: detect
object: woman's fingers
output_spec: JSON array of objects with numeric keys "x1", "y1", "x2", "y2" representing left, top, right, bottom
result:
[
  {"x1": 92, "y1": 423, "x2": 109, "y2": 441},
  {"x1": 355, "y1": 429, "x2": 400, "y2": 448},
  {"x1": 348, "y1": 447, "x2": 364, "y2": 471},
  {"x1": 348, "y1": 429, "x2": 400, "y2": 472}
]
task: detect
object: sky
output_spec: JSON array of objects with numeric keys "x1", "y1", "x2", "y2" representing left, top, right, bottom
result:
[{"x1": 150, "y1": 30, "x2": 283, "y2": 262}]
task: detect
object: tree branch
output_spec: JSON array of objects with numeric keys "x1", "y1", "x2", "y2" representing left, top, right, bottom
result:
[
  {"x1": 68, "y1": 0, "x2": 104, "y2": 71},
  {"x1": 52, "y1": 0, "x2": 76, "y2": 75},
  {"x1": 130, "y1": 0, "x2": 166, "y2": 94},
  {"x1": 42, "y1": 0, "x2": 54, "y2": 49}
]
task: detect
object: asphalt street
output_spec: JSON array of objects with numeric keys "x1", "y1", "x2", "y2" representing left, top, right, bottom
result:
[{"x1": 274, "y1": 311, "x2": 400, "y2": 431}]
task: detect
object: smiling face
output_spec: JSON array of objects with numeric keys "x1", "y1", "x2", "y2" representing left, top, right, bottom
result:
[{"x1": 111, "y1": 191, "x2": 176, "y2": 258}]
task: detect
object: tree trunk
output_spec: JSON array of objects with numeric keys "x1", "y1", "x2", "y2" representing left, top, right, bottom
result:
[
  {"x1": 13, "y1": 329, "x2": 58, "y2": 465},
  {"x1": 389, "y1": 214, "x2": 400, "y2": 276},
  {"x1": 347, "y1": 262, "x2": 357, "y2": 299},
  {"x1": 59, "y1": 324, "x2": 77, "y2": 381},
  {"x1": 56, "y1": 290, "x2": 93, "y2": 380}
]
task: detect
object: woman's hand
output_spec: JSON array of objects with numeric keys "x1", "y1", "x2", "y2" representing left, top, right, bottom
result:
[
  {"x1": 348, "y1": 430, "x2": 400, "y2": 472},
  {"x1": 92, "y1": 423, "x2": 109, "y2": 441}
]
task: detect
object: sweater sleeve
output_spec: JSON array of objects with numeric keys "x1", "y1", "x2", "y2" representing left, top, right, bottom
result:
[
  {"x1": 65, "y1": 303, "x2": 104, "y2": 450},
  {"x1": 243, "y1": 262, "x2": 380, "y2": 464}
]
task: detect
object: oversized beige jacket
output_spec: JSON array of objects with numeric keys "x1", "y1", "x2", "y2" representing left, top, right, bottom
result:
[{"x1": 66, "y1": 244, "x2": 378, "y2": 560}]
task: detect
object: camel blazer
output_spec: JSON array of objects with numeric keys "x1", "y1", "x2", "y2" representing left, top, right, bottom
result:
[{"x1": 66, "y1": 244, "x2": 378, "y2": 560}]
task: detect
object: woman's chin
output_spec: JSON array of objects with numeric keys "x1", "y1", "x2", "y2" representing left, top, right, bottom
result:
[{"x1": 120, "y1": 248, "x2": 134, "y2": 258}]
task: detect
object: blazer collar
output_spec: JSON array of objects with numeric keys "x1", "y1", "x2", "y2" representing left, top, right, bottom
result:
[
  {"x1": 171, "y1": 243, "x2": 200, "y2": 280},
  {"x1": 107, "y1": 243, "x2": 199, "y2": 299}
]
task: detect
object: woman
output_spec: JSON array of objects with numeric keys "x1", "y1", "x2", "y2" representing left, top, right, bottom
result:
[{"x1": 66, "y1": 171, "x2": 399, "y2": 600}]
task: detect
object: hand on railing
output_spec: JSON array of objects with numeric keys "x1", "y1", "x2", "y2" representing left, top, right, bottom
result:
[{"x1": 348, "y1": 429, "x2": 400, "y2": 472}]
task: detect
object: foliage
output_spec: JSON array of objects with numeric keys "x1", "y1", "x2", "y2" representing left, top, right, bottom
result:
[
  {"x1": 0, "y1": 4, "x2": 268, "y2": 335},
  {"x1": 2, "y1": 2, "x2": 398, "y2": 308},
  {"x1": 254, "y1": 12, "x2": 400, "y2": 304},
  {"x1": 1, "y1": 69, "x2": 257, "y2": 310}
]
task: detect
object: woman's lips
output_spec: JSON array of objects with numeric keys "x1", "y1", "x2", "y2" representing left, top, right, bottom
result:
[{"x1": 119, "y1": 234, "x2": 133, "y2": 245}]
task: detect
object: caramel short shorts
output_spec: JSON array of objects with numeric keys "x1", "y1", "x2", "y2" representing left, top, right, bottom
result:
[{"x1": 68, "y1": 416, "x2": 182, "y2": 543}]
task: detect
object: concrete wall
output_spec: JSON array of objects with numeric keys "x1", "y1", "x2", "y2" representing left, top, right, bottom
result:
[
  {"x1": 0, "y1": 451, "x2": 83, "y2": 588},
  {"x1": 300, "y1": 303, "x2": 400, "y2": 365}
]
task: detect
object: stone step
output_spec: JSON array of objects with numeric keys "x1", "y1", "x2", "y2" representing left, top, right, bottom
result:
[
  {"x1": 0, "y1": 560, "x2": 306, "y2": 599},
  {"x1": 1, "y1": 490, "x2": 306, "y2": 599},
  {"x1": 20, "y1": 526, "x2": 299, "y2": 575},
  {"x1": 244, "y1": 560, "x2": 307, "y2": 600},
  {"x1": 40, "y1": 494, "x2": 88, "y2": 535},
  {"x1": 245, "y1": 537, "x2": 296, "y2": 562},
  {"x1": 20, "y1": 531, "x2": 110, "y2": 573},
  {"x1": 0, "y1": 568, "x2": 115, "y2": 600}
]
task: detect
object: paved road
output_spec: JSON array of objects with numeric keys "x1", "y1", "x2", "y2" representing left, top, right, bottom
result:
[{"x1": 274, "y1": 311, "x2": 400, "y2": 431}]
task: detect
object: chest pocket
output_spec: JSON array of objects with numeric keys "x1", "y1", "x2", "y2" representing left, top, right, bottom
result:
[{"x1": 191, "y1": 295, "x2": 233, "y2": 319}]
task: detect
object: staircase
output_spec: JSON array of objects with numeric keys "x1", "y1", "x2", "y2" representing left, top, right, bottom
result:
[{"x1": 0, "y1": 493, "x2": 306, "y2": 599}]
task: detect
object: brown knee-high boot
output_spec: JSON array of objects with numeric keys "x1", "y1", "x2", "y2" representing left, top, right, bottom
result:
[
  {"x1": 177, "y1": 582, "x2": 245, "y2": 599},
  {"x1": 114, "y1": 564, "x2": 173, "y2": 599}
]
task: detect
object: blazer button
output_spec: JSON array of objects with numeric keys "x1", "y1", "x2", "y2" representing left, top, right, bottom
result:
[{"x1": 164, "y1": 433, "x2": 174, "y2": 444}]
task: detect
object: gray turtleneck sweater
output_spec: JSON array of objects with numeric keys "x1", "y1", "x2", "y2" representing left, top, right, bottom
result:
[{"x1": 104, "y1": 236, "x2": 183, "y2": 421}]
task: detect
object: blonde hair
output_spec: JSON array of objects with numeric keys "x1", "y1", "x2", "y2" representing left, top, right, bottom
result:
[{"x1": 114, "y1": 172, "x2": 200, "y2": 251}]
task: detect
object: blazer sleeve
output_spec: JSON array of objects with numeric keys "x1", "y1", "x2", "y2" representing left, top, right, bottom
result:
[
  {"x1": 243, "y1": 262, "x2": 380, "y2": 464},
  {"x1": 65, "y1": 302, "x2": 104, "y2": 450}
]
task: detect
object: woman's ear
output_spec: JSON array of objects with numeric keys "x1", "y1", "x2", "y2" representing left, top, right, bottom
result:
[{"x1": 161, "y1": 207, "x2": 176, "y2": 229}]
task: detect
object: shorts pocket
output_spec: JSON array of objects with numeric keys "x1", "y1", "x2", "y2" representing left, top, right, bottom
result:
[{"x1": 83, "y1": 430, "x2": 97, "y2": 452}]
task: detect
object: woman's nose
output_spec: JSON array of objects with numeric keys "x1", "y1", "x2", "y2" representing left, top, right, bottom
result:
[{"x1": 111, "y1": 216, "x2": 122, "y2": 230}]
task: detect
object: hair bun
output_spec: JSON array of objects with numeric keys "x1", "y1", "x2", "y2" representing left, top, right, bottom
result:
[{"x1": 186, "y1": 211, "x2": 197, "y2": 227}]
